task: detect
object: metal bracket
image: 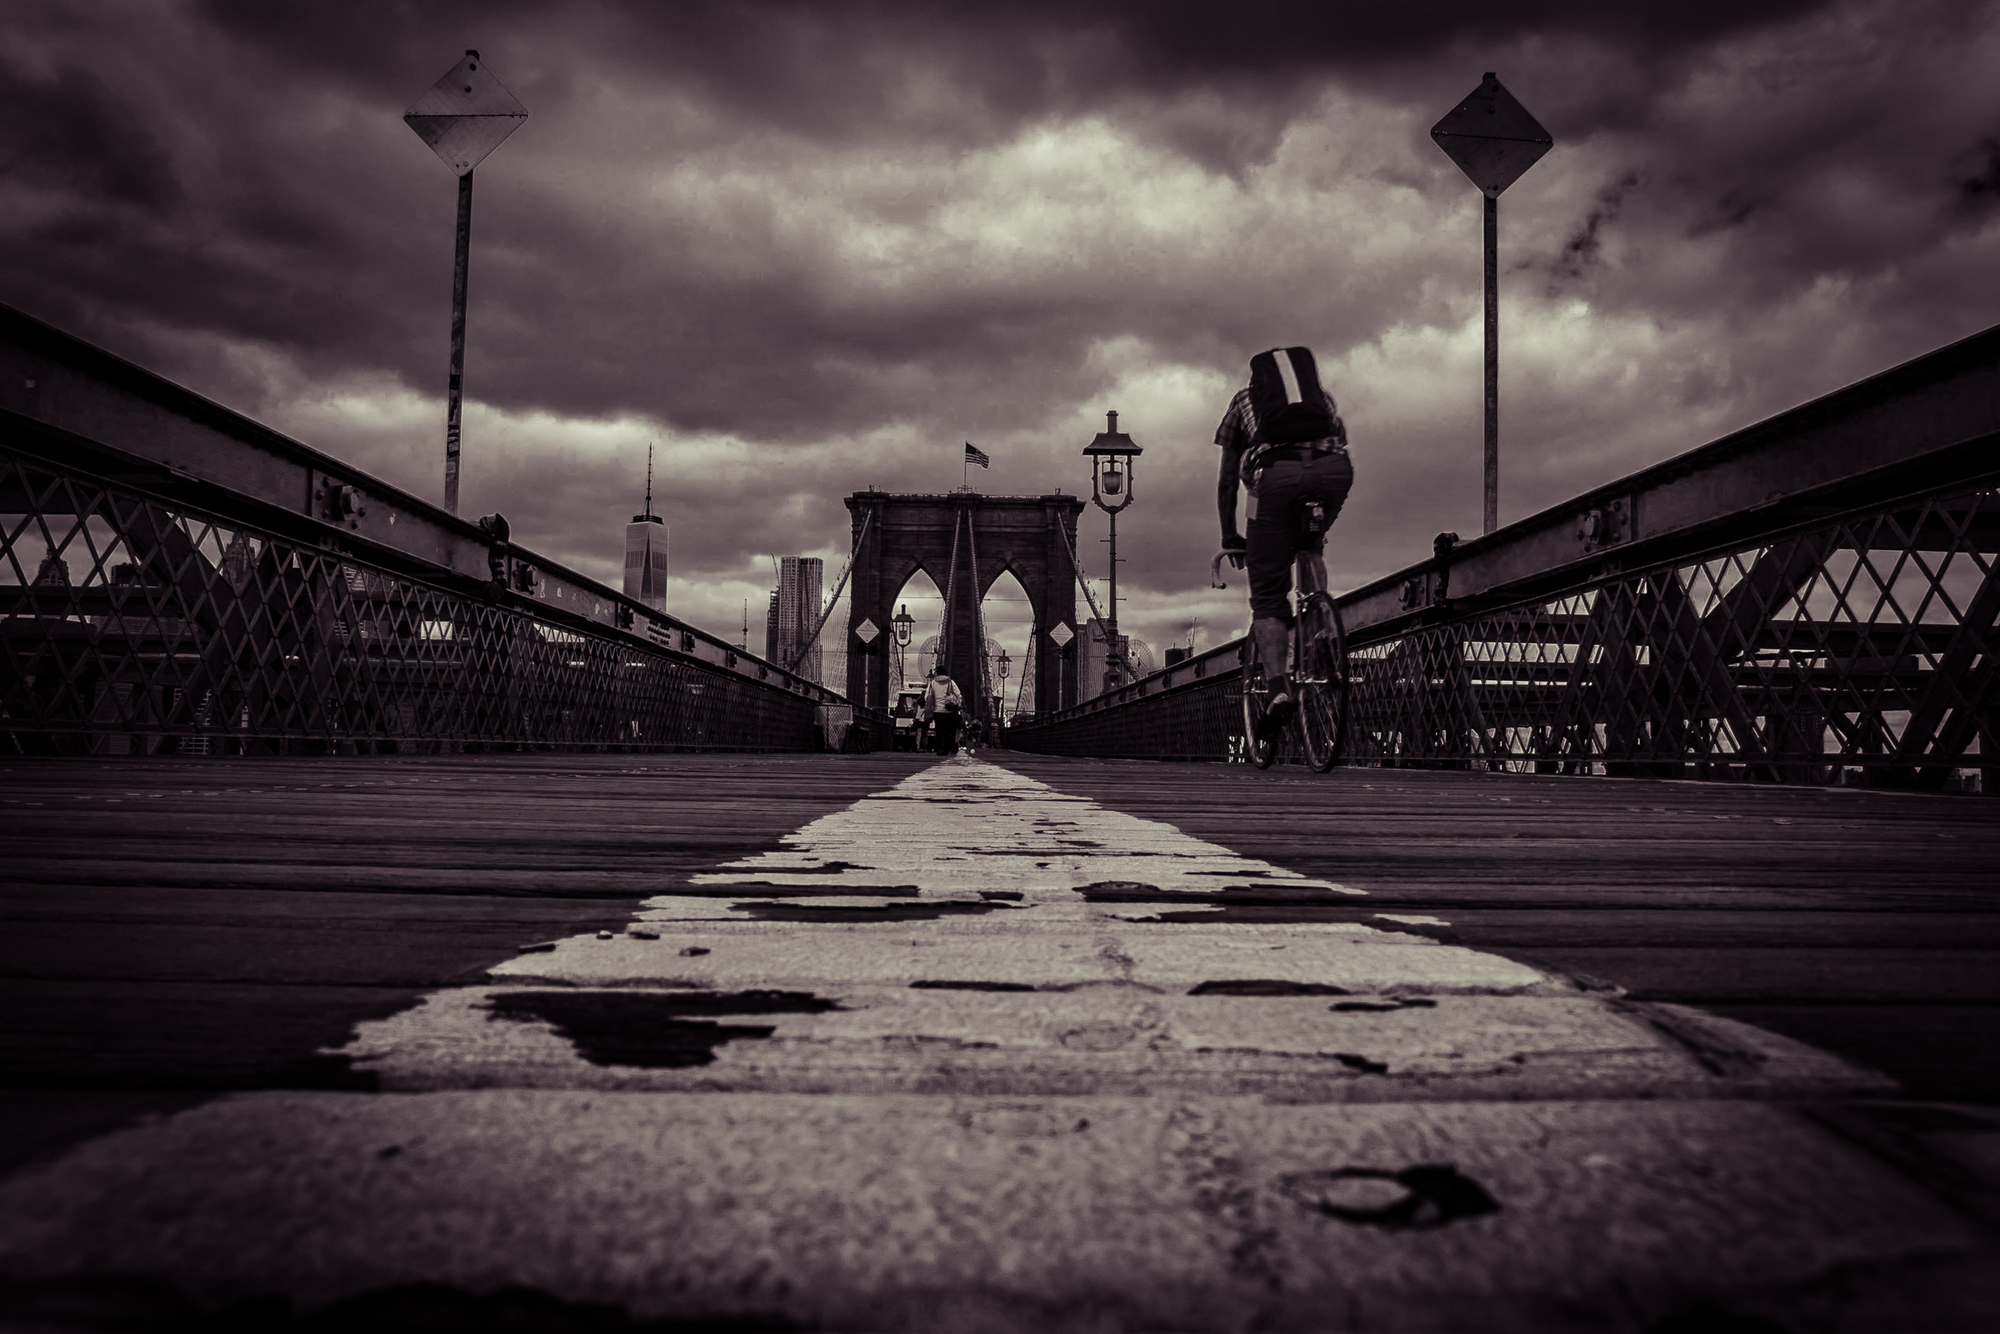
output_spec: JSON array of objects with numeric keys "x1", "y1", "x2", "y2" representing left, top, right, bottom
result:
[
  {"x1": 1576, "y1": 496, "x2": 1628, "y2": 552},
  {"x1": 314, "y1": 480, "x2": 367, "y2": 529}
]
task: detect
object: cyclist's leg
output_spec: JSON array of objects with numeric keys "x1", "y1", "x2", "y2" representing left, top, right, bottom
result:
[
  {"x1": 1289, "y1": 454, "x2": 1350, "y2": 624},
  {"x1": 1297, "y1": 550, "x2": 1328, "y2": 599},
  {"x1": 1294, "y1": 451, "x2": 1354, "y2": 764},
  {"x1": 1297, "y1": 452, "x2": 1354, "y2": 563},
  {"x1": 1245, "y1": 457, "x2": 1307, "y2": 714}
]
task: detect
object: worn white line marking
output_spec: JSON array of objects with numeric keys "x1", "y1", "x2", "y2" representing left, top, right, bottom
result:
[
  {"x1": 679, "y1": 756, "x2": 1361, "y2": 900},
  {"x1": 485, "y1": 756, "x2": 1551, "y2": 995},
  {"x1": 327, "y1": 755, "x2": 1890, "y2": 1102}
]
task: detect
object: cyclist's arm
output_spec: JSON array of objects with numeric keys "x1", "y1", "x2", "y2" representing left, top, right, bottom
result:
[{"x1": 1216, "y1": 442, "x2": 1246, "y2": 546}]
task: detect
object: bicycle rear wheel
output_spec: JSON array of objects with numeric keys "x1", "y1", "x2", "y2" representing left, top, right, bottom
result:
[
  {"x1": 1297, "y1": 592, "x2": 1349, "y2": 773},
  {"x1": 1239, "y1": 639, "x2": 1278, "y2": 769}
]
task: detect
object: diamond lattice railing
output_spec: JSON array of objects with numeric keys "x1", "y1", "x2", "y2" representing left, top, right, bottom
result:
[
  {"x1": 1337, "y1": 485, "x2": 1999, "y2": 788},
  {"x1": 0, "y1": 448, "x2": 827, "y2": 756},
  {"x1": 1012, "y1": 479, "x2": 1998, "y2": 790}
]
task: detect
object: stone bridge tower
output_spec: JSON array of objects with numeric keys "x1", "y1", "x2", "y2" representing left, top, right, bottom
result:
[{"x1": 843, "y1": 491, "x2": 1085, "y2": 725}]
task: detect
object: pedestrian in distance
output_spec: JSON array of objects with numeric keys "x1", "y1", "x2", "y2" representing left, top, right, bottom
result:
[{"x1": 922, "y1": 667, "x2": 963, "y2": 756}]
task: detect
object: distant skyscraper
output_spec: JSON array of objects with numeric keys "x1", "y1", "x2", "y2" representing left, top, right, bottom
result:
[
  {"x1": 766, "y1": 556, "x2": 825, "y2": 681},
  {"x1": 623, "y1": 447, "x2": 668, "y2": 613}
]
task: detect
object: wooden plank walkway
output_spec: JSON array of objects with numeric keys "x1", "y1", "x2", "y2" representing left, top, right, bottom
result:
[
  {"x1": 1, "y1": 750, "x2": 1996, "y2": 1331},
  {"x1": 997, "y1": 754, "x2": 2000, "y2": 1105},
  {"x1": 0, "y1": 754, "x2": 932, "y2": 1169},
  {"x1": 3, "y1": 749, "x2": 1994, "y2": 1132}
]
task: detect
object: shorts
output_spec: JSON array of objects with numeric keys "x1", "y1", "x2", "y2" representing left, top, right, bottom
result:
[{"x1": 1245, "y1": 450, "x2": 1354, "y2": 624}]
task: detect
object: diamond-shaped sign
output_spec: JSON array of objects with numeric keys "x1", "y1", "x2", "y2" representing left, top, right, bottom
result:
[
  {"x1": 854, "y1": 618, "x2": 880, "y2": 645},
  {"x1": 1048, "y1": 623, "x2": 1074, "y2": 648},
  {"x1": 405, "y1": 50, "x2": 528, "y2": 177},
  {"x1": 1431, "y1": 74, "x2": 1552, "y2": 198}
]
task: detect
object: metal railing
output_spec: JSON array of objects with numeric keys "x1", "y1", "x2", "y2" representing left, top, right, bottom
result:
[
  {"x1": 1011, "y1": 323, "x2": 2000, "y2": 792},
  {"x1": 0, "y1": 306, "x2": 884, "y2": 756}
]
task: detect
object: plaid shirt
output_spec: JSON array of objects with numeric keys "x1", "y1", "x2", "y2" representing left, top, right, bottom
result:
[{"x1": 1214, "y1": 386, "x2": 1348, "y2": 478}]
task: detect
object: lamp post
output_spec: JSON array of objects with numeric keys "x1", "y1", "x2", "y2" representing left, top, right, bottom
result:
[
  {"x1": 405, "y1": 50, "x2": 527, "y2": 515},
  {"x1": 893, "y1": 603, "x2": 914, "y2": 692},
  {"x1": 1082, "y1": 410, "x2": 1141, "y2": 692},
  {"x1": 997, "y1": 648, "x2": 1010, "y2": 727}
]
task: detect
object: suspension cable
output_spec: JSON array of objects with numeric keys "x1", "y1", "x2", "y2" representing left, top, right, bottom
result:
[
  {"x1": 966, "y1": 511, "x2": 991, "y2": 711},
  {"x1": 1055, "y1": 513, "x2": 1130, "y2": 680},
  {"x1": 1013, "y1": 636, "x2": 1034, "y2": 718},
  {"x1": 937, "y1": 507, "x2": 963, "y2": 676}
]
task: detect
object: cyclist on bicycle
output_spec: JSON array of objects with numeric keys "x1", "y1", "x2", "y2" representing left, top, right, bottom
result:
[{"x1": 1215, "y1": 346, "x2": 1353, "y2": 739}]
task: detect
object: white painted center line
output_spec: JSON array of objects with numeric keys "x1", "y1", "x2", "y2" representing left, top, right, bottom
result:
[
  {"x1": 332, "y1": 756, "x2": 1886, "y2": 1103},
  {"x1": 480, "y1": 756, "x2": 1551, "y2": 994},
  {"x1": 680, "y1": 755, "x2": 1361, "y2": 900}
]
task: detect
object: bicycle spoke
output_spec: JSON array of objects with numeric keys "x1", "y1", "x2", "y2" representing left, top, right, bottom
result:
[{"x1": 1240, "y1": 645, "x2": 1277, "y2": 769}]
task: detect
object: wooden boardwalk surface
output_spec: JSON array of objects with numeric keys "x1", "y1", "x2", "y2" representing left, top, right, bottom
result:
[
  {"x1": 998, "y1": 754, "x2": 2000, "y2": 1104},
  {"x1": 6, "y1": 750, "x2": 1989, "y2": 1111},
  {"x1": 2, "y1": 749, "x2": 1997, "y2": 1331}
]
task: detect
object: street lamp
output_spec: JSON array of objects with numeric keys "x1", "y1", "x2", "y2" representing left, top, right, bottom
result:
[
  {"x1": 997, "y1": 648, "x2": 1010, "y2": 726},
  {"x1": 1082, "y1": 410, "x2": 1141, "y2": 692},
  {"x1": 892, "y1": 603, "x2": 914, "y2": 691}
]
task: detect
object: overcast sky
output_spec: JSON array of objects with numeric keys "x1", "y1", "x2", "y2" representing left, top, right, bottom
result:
[{"x1": 7, "y1": 0, "x2": 1999, "y2": 666}]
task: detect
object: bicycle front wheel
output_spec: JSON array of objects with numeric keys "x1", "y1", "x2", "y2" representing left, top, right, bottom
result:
[
  {"x1": 1239, "y1": 639, "x2": 1278, "y2": 769},
  {"x1": 1297, "y1": 592, "x2": 1349, "y2": 773}
]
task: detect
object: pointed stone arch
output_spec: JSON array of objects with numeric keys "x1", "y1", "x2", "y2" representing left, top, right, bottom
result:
[
  {"x1": 844, "y1": 490, "x2": 1084, "y2": 725},
  {"x1": 978, "y1": 565, "x2": 1036, "y2": 718}
]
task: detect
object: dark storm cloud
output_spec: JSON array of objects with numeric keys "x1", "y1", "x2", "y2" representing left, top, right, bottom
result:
[
  {"x1": 5, "y1": 0, "x2": 1999, "y2": 656},
  {"x1": 11, "y1": 0, "x2": 1988, "y2": 437},
  {"x1": 0, "y1": 63, "x2": 180, "y2": 209}
]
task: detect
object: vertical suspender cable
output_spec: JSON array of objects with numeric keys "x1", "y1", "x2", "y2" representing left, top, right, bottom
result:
[
  {"x1": 938, "y1": 507, "x2": 963, "y2": 676},
  {"x1": 966, "y1": 512, "x2": 991, "y2": 712},
  {"x1": 1055, "y1": 512, "x2": 1128, "y2": 681}
]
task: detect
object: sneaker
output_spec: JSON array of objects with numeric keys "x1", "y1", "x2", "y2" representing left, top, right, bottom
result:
[{"x1": 1256, "y1": 687, "x2": 1296, "y2": 742}]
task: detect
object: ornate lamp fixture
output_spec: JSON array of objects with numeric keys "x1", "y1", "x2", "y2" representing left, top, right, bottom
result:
[{"x1": 1081, "y1": 411, "x2": 1142, "y2": 691}]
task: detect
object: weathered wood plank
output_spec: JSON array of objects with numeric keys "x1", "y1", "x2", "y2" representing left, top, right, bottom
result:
[{"x1": 989, "y1": 752, "x2": 2000, "y2": 1102}]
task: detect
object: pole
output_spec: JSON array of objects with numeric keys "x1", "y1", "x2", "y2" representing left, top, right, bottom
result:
[
  {"x1": 1483, "y1": 191, "x2": 1498, "y2": 536},
  {"x1": 444, "y1": 169, "x2": 474, "y2": 514},
  {"x1": 1106, "y1": 509, "x2": 1119, "y2": 687}
]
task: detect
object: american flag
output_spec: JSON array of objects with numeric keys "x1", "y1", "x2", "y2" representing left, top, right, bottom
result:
[{"x1": 964, "y1": 442, "x2": 990, "y2": 469}]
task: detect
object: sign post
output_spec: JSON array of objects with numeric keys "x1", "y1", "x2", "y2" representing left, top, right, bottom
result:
[
  {"x1": 405, "y1": 50, "x2": 527, "y2": 514},
  {"x1": 1431, "y1": 74, "x2": 1553, "y2": 535}
]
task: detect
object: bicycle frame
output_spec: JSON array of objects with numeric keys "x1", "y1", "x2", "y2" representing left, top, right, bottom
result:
[{"x1": 1214, "y1": 545, "x2": 1349, "y2": 770}]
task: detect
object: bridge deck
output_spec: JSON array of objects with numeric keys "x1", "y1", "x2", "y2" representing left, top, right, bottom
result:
[{"x1": 2, "y1": 752, "x2": 1996, "y2": 1330}]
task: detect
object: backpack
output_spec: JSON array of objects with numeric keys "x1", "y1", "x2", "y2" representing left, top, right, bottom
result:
[{"x1": 1247, "y1": 346, "x2": 1336, "y2": 446}]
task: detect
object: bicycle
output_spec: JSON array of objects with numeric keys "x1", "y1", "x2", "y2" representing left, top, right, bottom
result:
[{"x1": 1211, "y1": 498, "x2": 1350, "y2": 772}]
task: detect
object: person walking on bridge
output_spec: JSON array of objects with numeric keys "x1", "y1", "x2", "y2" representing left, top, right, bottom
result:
[
  {"x1": 921, "y1": 667, "x2": 964, "y2": 756},
  {"x1": 1215, "y1": 346, "x2": 1353, "y2": 739}
]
